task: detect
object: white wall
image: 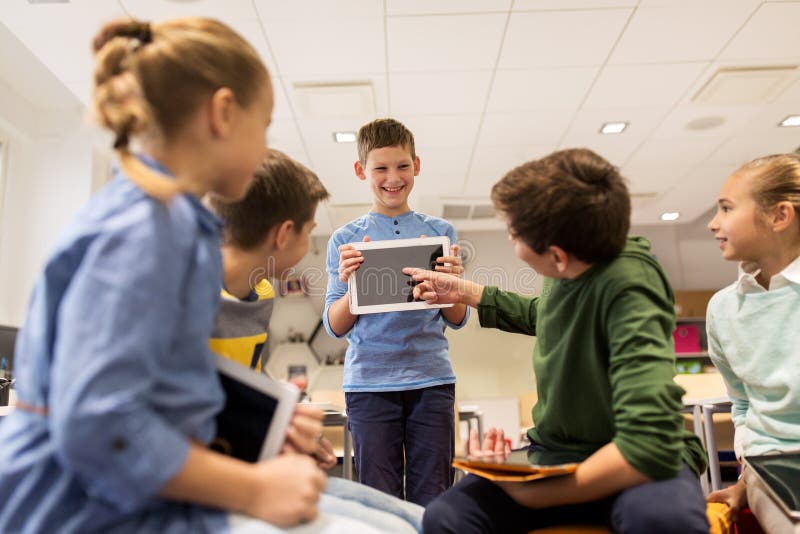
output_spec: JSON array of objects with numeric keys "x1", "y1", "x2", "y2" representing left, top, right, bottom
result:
[
  {"x1": 0, "y1": 106, "x2": 96, "y2": 326},
  {"x1": 0, "y1": 24, "x2": 95, "y2": 326},
  {"x1": 632, "y1": 209, "x2": 739, "y2": 292}
]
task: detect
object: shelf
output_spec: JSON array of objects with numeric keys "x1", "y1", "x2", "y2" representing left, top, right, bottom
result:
[{"x1": 676, "y1": 351, "x2": 710, "y2": 359}]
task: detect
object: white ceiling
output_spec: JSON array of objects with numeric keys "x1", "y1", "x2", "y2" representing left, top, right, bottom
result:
[{"x1": 1, "y1": 0, "x2": 800, "y2": 236}]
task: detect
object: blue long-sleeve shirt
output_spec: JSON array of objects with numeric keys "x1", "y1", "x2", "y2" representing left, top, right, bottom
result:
[
  {"x1": 0, "y1": 158, "x2": 227, "y2": 533},
  {"x1": 323, "y1": 210, "x2": 468, "y2": 392}
]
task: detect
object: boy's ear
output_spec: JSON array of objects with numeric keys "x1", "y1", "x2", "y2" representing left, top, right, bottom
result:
[
  {"x1": 354, "y1": 160, "x2": 367, "y2": 181},
  {"x1": 274, "y1": 220, "x2": 295, "y2": 250},
  {"x1": 549, "y1": 245, "x2": 570, "y2": 274},
  {"x1": 770, "y1": 201, "x2": 796, "y2": 233},
  {"x1": 413, "y1": 156, "x2": 421, "y2": 176},
  {"x1": 208, "y1": 87, "x2": 236, "y2": 139}
]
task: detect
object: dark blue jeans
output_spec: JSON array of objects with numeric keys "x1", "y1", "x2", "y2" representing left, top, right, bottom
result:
[
  {"x1": 423, "y1": 462, "x2": 709, "y2": 534},
  {"x1": 345, "y1": 384, "x2": 455, "y2": 507}
]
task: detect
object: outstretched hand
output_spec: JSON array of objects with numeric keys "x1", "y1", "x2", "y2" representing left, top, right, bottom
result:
[
  {"x1": 403, "y1": 268, "x2": 464, "y2": 305},
  {"x1": 402, "y1": 267, "x2": 485, "y2": 308}
]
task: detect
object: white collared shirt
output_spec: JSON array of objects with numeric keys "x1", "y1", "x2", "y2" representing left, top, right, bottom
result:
[{"x1": 736, "y1": 255, "x2": 800, "y2": 293}]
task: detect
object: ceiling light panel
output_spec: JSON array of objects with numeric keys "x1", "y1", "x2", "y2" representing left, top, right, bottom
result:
[
  {"x1": 600, "y1": 122, "x2": 628, "y2": 134},
  {"x1": 294, "y1": 82, "x2": 375, "y2": 119},
  {"x1": 780, "y1": 115, "x2": 800, "y2": 127}
]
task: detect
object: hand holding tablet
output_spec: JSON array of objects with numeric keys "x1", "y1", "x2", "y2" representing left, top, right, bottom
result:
[
  {"x1": 212, "y1": 355, "x2": 300, "y2": 462},
  {"x1": 452, "y1": 428, "x2": 581, "y2": 482}
]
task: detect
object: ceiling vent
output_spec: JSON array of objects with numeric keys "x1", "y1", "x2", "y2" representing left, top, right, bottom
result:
[
  {"x1": 631, "y1": 192, "x2": 658, "y2": 210},
  {"x1": 293, "y1": 82, "x2": 375, "y2": 119},
  {"x1": 442, "y1": 204, "x2": 471, "y2": 219},
  {"x1": 328, "y1": 203, "x2": 373, "y2": 228},
  {"x1": 692, "y1": 66, "x2": 798, "y2": 105},
  {"x1": 441, "y1": 200, "x2": 496, "y2": 220}
]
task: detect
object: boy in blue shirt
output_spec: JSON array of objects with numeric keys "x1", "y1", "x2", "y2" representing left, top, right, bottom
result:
[
  {"x1": 324, "y1": 118, "x2": 469, "y2": 505},
  {"x1": 208, "y1": 148, "x2": 425, "y2": 532}
]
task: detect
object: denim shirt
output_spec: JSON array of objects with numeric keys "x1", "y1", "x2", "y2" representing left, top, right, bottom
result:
[
  {"x1": 323, "y1": 210, "x2": 468, "y2": 392},
  {"x1": 0, "y1": 158, "x2": 227, "y2": 533}
]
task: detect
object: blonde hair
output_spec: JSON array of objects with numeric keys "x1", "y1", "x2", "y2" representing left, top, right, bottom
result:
[
  {"x1": 92, "y1": 18, "x2": 270, "y2": 200},
  {"x1": 740, "y1": 153, "x2": 800, "y2": 218}
]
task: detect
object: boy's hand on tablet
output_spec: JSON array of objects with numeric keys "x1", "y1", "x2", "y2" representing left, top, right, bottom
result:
[
  {"x1": 248, "y1": 454, "x2": 325, "y2": 527},
  {"x1": 402, "y1": 268, "x2": 464, "y2": 305},
  {"x1": 465, "y1": 427, "x2": 511, "y2": 460},
  {"x1": 283, "y1": 403, "x2": 324, "y2": 455},
  {"x1": 403, "y1": 268, "x2": 486, "y2": 308},
  {"x1": 435, "y1": 243, "x2": 464, "y2": 276},
  {"x1": 337, "y1": 236, "x2": 370, "y2": 283}
]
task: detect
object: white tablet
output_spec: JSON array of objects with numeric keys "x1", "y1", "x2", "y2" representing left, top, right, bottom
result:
[
  {"x1": 212, "y1": 355, "x2": 300, "y2": 462},
  {"x1": 348, "y1": 236, "x2": 455, "y2": 315}
]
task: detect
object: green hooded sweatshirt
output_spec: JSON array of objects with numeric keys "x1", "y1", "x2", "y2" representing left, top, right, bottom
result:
[{"x1": 477, "y1": 236, "x2": 707, "y2": 480}]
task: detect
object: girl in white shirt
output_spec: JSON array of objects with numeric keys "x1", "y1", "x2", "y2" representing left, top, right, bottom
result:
[{"x1": 705, "y1": 153, "x2": 800, "y2": 532}]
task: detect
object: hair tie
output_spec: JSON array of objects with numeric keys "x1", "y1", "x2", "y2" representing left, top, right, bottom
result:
[
  {"x1": 135, "y1": 22, "x2": 152, "y2": 45},
  {"x1": 113, "y1": 132, "x2": 129, "y2": 150}
]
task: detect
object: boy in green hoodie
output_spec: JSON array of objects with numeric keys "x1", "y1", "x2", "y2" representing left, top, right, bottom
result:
[{"x1": 406, "y1": 148, "x2": 709, "y2": 533}]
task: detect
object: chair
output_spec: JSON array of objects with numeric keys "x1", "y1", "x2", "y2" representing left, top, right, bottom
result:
[{"x1": 675, "y1": 373, "x2": 734, "y2": 493}]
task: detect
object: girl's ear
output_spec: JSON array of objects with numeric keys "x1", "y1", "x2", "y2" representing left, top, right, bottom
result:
[
  {"x1": 208, "y1": 87, "x2": 236, "y2": 138},
  {"x1": 274, "y1": 220, "x2": 295, "y2": 250},
  {"x1": 769, "y1": 201, "x2": 796, "y2": 233}
]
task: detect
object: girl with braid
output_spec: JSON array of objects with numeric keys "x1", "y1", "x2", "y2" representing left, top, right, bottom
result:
[{"x1": 0, "y1": 17, "x2": 403, "y2": 534}]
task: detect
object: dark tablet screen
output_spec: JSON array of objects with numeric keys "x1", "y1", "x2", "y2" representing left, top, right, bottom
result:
[
  {"x1": 353, "y1": 244, "x2": 443, "y2": 306},
  {"x1": 212, "y1": 373, "x2": 278, "y2": 463},
  {"x1": 746, "y1": 453, "x2": 800, "y2": 517}
]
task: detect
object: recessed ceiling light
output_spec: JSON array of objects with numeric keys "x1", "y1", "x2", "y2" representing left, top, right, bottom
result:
[
  {"x1": 779, "y1": 115, "x2": 800, "y2": 127},
  {"x1": 660, "y1": 211, "x2": 680, "y2": 222},
  {"x1": 333, "y1": 131, "x2": 357, "y2": 143},
  {"x1": 599, "y1": 122, "x2": 628, "y2": 135}
]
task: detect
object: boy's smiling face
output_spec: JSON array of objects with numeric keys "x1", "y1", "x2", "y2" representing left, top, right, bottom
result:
[{"x1": 355, "y1": 144, "x2": 420, "y2": 216}]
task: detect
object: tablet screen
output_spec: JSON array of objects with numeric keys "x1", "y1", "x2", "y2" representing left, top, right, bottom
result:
[
  {"x1": 746, "y1": 453, "x2": 800, "y2": 516},
  {"x1": 212, "y1": 372, "x2": 278, "y2": 463},
  {"x1": 353, "y1": 243, "x2": 443, "y2": 306},
  {"x1": 461, "y1": 448, "x2": 586, "y2": 468}
]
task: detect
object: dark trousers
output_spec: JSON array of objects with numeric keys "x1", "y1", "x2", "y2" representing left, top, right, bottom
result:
[
  {"x1": 345, "y1": 384, "x2": 455, "y2": 507},
  {"x1": 423, "y1": 463, "x2": 709, "y2": 534}
]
